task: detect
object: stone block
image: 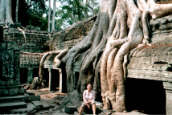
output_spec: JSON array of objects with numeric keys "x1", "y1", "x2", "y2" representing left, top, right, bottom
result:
[
  {"x1": 27, "y1": 95, "x2": 40, "y2": 102},
  {"x1": 0, "y1": 81, "x2": 5, "y2": 86},
  {"x1": 7, "y1": 80, "x2": 14, "y2": 85},
  {"x1": 0, "y1": 89, "x2": 8, "y2": 96},
  {"x1": 27, "y1": 103, "x2": 36, "y2": 113},
  {"x1": 10, "y1": 108, "x2": 28, "y2": 114},
  {"x1": 18, "y1": 87, "x2": 25, "y2": 94},
  {"x1": 52, "y1": 111, "x2": 69, "y2": 115},
  {"x1": 8, "y1": 88, "x2": 18, "y2": 96},
  {"x1": 0, "y1": 101, "x2": 26, "y2": 109},
  {"x1": 32, "y1": 101, "x2": 43, "y2": 109},
  {"x1": 166, "y1": 90, "x2": 172, "y2": 115},
  {"x1": 64, "y1": 105, "x2": 77, "y2": 114},
  {"x1": 0, "y1": 95, "x2": 26, "y2": 102}
]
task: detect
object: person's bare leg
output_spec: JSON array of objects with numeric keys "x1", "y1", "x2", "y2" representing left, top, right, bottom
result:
[
  {"x1": 79, "y1": 106, "x2": 84, "y2": 115},
  {"x1": 92, "y1": 104, "x2": 96, "y2": 115}
]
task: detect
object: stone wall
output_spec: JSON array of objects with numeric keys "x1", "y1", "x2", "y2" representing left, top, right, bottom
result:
[
  {"x1": 49, "y1": 16, "x2": 96, "y2": 50},
  {"x1": 2, "y1": 27, "x2": 50, "y2": 84},
  {"x1": 20, "y1": 52, "x2": 43, "y2": 68},
  {"x1": 127, "y1": 15, "x2": 172, "y2": 115},
  {"x1": 2, "y1": 27, "x2": 50, "y2": 68},
  {"x1": 0, "y1": 26, "x2": 22, "y2": 96},
  {"x1": 3, "y1": 28, "x2": 49, "y2": 53},
  {"x1": 127, "y1": 15, "x2": 172, "y2": 82}
]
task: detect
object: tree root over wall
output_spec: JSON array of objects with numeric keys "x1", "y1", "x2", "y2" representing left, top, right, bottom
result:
[{"x1": 61, "y1": 0, "x2": 172, "y2": 112}]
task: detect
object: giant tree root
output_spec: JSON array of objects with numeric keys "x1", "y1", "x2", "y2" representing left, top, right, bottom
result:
[
  {"x1": 39, "y1": 49, "x2": 68, "y2": 86},
  {"x1": 61, "y1": 0, "x2": 172, "y2": 112},
  {"x1": 100, "y1": 0, "x2": 172, "y2": 112}
]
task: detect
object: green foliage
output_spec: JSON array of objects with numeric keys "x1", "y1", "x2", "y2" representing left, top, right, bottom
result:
[
  {"x1": 55, "y1": 0, "x2": 99, "y2": 31},
  {"x1": 17, "y1": 0, "x2": 48, "y2": 30},
  {"x1": 17, "y1": 0, "x2": 98, "y2": 31}
]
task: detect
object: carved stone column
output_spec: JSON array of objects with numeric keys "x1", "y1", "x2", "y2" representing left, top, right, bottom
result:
[
  {"x1": 163, "y1": 82, "x2": 172, "y2": 115},
  {"x1": 58, "y1": 68, "x2": 62, "y2": 93},
  {"x1": 48, "y1": 68, "x2": 53, "y2": 91}
]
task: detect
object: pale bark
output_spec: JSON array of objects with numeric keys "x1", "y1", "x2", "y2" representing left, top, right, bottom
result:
[
  {"x1": 100, "y1": 0, "x2": 172, "y2": 112},
  {"x1": 0, "y1": 0, "x2": 13, "y2": 24},
  {"x1": 52, "y1": 0, "x2": 56, "y2": 32},
  {"x1": 39, "y1": 49, "x2": 68, "y2": 83},
  {"x1": 60, "y1": 0, "x2": 172, "y2": 112},
  {"x1": 16, "y1": 0, "x2": 19, "y2": 23},
  {"x1": 48, "y1": 0, "x2": 51, "y2": 32}
]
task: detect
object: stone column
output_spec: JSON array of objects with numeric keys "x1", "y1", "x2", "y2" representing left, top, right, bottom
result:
[
  {"x1": 58, "y1": 68, "x2": 62, "y2": 92},
  {"x1": 48, "y1": 68, "x2": 53, "y2": 91},
  {"x1": 15, "y1": 49, "x2": 20, "y2": 85},
  {"x1": 163, "y1": 82, "x2": 172, "y2": 115},
  {"x1": 27, "y1": 67, "x2": 33, "y2": 83}
]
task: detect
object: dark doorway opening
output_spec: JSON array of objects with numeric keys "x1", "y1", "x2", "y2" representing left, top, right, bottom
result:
[
  {"x1": 20, "y1": 68, "x2": 28, "y2": 84},
  {"x1": 43, "y1": 68, "x2": 49, "y2": 87},
  {"x1": 125, "y1": 78, "x2": 166, "y2": 114},
  {"x1": 51, "y1": 69, "x2": 59, "y2": 91},
  {"x1": 61, "y1": 65, "x2": 67, "y2": 92},
  {"x1": 33, "y1": 68, "x2": 39, "y2": 77}
]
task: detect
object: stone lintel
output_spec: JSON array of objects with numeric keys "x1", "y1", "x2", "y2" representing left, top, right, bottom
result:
[{"x1": 163, "y1": 82, "x2": 172, "y2": 91}]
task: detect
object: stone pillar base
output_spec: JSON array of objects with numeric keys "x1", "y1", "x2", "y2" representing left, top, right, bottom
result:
[{"x1": 163, "y1": 82, "x2": 172, "y2": 115}]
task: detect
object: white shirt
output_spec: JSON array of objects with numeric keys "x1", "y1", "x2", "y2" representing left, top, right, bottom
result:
[{"x1": 83, "y1": 90, "x2": 95, "y2": 104}]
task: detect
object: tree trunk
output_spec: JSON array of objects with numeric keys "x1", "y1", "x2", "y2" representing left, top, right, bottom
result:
[
  {"x1": 52, "y1": 0, "x2": 56, "y2": 32},
  {"x1": 62, "y1": 0, "x2": 172, "y2": 112},
  {"x1": 16, "y1": 0, "x2": 19, "y2": 23},
  {"x1": 48, "y1": 0, "x2": 51, "y2": 32},
  {"x1": 0, "y1": 0, "x2": 13, "y2": 24}
]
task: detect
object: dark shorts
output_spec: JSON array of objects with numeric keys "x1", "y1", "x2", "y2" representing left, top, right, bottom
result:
[
  {"x1": 81, "y1": 101, "x2": 95, "y2": 107},
  {"x1": 81, "y1": 103, "x2": 94, "y2": 113}
]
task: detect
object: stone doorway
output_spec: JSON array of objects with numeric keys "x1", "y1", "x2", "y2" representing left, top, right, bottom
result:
[
  {"x1": 33, "y1": 68, "x2": 39, "y2": 77},
  {"x1": 20, "y1": 68, "x2": 28, "y2": 84},
  {"x1": 46, "y1": 68, "x2": 65, "y2": 92},
  {"x1": 42, "y1": 68, "x2": 49, "y2": 87},
  {"x1": 125, "y1": 78, "x2": 166, "y2": 114},
  {"x1": 51, "y1": 69, "x2": 59, "y2": 91}
]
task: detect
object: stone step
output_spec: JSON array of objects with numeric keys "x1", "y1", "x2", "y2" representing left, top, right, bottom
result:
[
  {"x1": 32, "y1": 101, "x2": 43, "y2": 109},
  {"x1": 0, "y1": 85, "x2": 23, "y2": 89},
  {"x1": 9, "y1": 108, "x2": 28, "y2": 114},
  {"x1": 0, "y1": 95, "x2": 26, "y2": 102},
  {"x1": 0, "y1": 85, "x2": 25, "y2": 96},
  {"x1": 0, "y1": 101, "x2": 27, "y2": 110}
]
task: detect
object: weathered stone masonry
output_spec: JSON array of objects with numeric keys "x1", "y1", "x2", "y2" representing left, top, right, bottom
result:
[
  {"x1": 1, "y1": 14, "x2": 172, "y2": 114},
  {"x1": 0, "y1": 26, "x2": 26, "y2": 113},
  {"x1": 3, "y1": 28, "x2": 49, "y2": 84},
  {"x1": 127, "y1": 15, "x2": 172, "y2": 115}
]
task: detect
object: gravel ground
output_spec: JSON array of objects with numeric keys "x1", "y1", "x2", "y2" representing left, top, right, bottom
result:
[{"x1": 30, "y1": 88, "x2": 147, "y2": 115}]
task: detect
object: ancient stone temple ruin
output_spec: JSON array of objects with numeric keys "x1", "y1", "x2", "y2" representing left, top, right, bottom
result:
[
  {"x1": 1, "y1": 3, "x2": 172, "y2": 114},
  {"x1": 0, "y1": 26, "x2": 26, "y2": 113},
  {"x1": 3, "y1": 28, "x2": 49, "y2": 84},
  {"x1": 126, "y1": 15, "x2": 172, "y2": 114},
  {"x1": 0, "y1": 17, "x2": 95, "y2": 113},
  {"x1": 48, "y1": 15, "x2": 172, "y2": 115}
]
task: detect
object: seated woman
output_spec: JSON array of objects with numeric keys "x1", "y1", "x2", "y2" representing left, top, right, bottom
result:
[{"x1": 79, "y1": 83, "x2": 96, "y2": 115}]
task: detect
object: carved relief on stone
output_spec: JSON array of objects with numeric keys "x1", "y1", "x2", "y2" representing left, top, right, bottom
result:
[
  {"x1": 0, "y1": 41, "x2": 19, "y2": 82},
  {"x1": 0, "y1": 46, "x2": 14, "y2": 80}
]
